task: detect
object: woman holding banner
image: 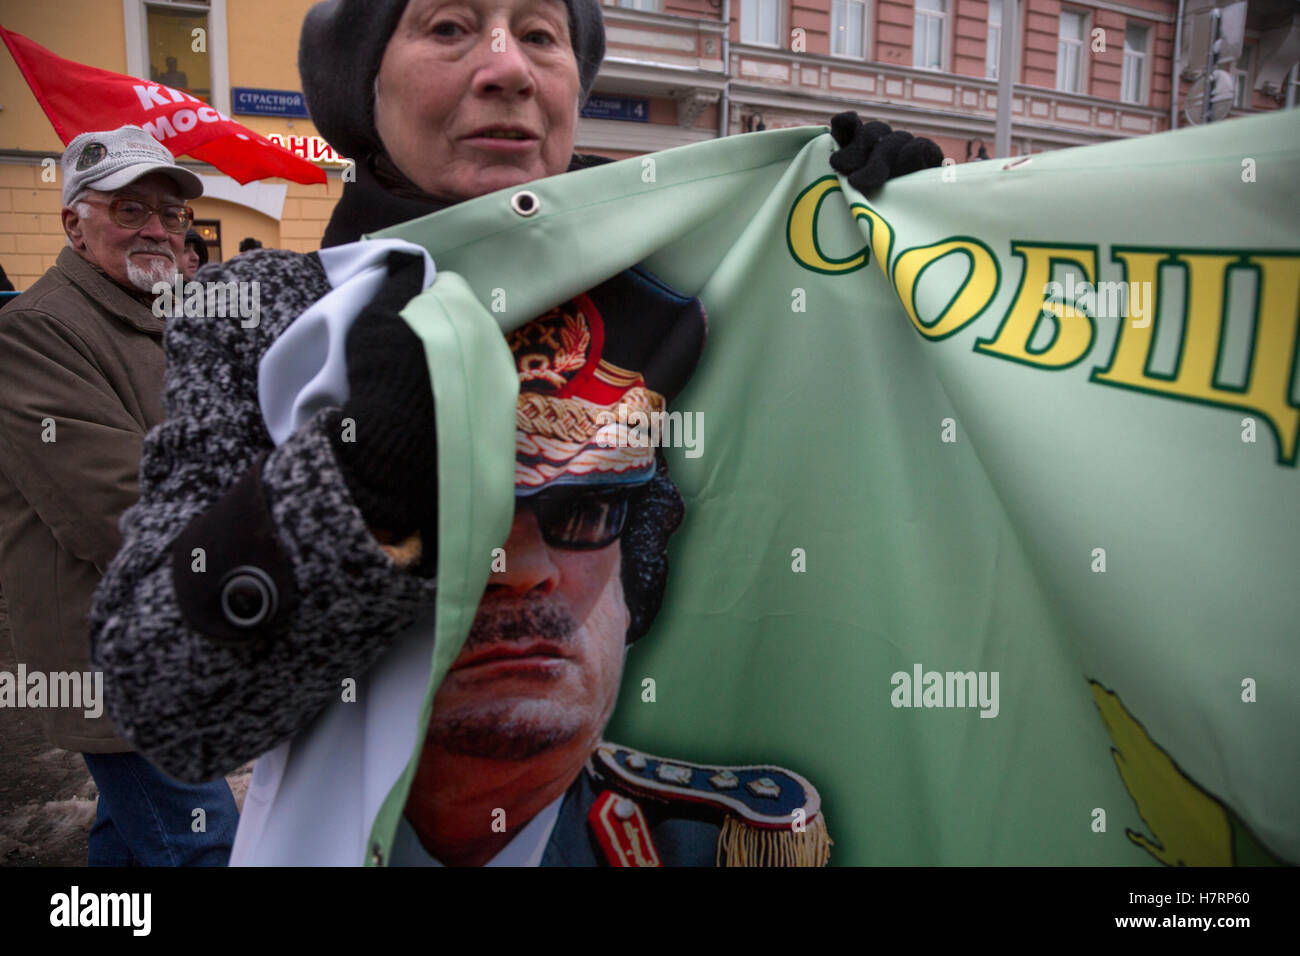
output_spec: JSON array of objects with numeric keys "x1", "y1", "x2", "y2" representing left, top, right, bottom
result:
[{"x1": 90, "y1": 0, "x2": 938, "y2": 814}]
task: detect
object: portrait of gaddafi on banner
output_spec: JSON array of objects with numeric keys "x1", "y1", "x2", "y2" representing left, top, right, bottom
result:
[{"x1": 391, "y1": 265, "x2": 832, "y2": 868}]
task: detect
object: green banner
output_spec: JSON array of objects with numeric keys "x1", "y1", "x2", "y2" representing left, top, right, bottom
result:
[{"x1": 377, "y1": 109, "x2": 1299, "y2": 866}]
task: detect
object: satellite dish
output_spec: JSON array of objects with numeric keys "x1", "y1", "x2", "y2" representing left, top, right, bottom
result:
[{"x1": 1184, "y1": 69, "x2": 1236, "y2": 124}]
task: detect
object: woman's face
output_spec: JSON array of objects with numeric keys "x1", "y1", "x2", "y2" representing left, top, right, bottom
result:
[
  {"x1": 374, "y1": 0, "x2": 581, "y2": 202},
  {"x1": 181, "y1": 244, "x2": 201, "y2": 279}
]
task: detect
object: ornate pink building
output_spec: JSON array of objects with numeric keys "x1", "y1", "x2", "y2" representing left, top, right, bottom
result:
[{"x1": 583, "y1": 0, "x2": 1299, "y2": 160}]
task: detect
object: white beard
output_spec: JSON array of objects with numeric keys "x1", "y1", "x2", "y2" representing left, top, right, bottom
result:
[{"x1": 125, "y1": 252, "x2": 177, "y2": 292}]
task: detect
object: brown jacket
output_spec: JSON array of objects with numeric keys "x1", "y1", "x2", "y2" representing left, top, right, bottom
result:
[{"x1": 0, "y1": 247, "x2": 166, "y2": 752}]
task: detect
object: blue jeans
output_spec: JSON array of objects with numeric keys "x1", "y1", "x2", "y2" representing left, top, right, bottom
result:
[{"x1": 82, "y1": 752, "x2": 238, "y2": 867}]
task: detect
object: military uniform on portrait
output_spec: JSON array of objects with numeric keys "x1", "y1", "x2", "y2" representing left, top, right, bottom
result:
[{"x1": 390, "y1": 267, "x2": 833, "y2": 867}]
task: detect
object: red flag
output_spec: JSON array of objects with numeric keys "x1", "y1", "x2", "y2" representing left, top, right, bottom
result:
[{"x1": 1, "y1": 26, "x2": 327, "y2": 186}]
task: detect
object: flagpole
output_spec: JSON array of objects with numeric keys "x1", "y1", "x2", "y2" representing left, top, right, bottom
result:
[{"x1": 994, "y1": 0, "x2": 1018, "y2": 158}]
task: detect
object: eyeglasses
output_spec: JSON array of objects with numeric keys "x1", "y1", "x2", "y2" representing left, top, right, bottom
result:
[
  {"x1": 523, "y1": 486, "x2": 633, "y2": 551},
  {"x1": 80, "y1": 197, "x2": 194, "y2": 234}
]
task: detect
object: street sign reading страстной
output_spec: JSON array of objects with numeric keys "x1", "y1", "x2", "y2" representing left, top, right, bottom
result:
[{"x1": 231, "y1": 87, "x2": 309, "y2": 118}]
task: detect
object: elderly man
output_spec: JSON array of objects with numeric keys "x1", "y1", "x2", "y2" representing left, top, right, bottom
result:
[{"x1": 0, "y1": 124, "x2": 239, "y2": 866}]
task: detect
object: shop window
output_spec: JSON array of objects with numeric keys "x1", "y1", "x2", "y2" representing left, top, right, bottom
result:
[{"x1": 193, "y1": 219, "x2": 221, "y2": 264}]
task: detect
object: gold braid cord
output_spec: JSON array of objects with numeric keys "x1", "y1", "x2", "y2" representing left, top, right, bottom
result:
[
  {"x1": 716, "y1": 815, "x2": 832, "y2": 867},
  {"x1": 517, "y1": 387, "x2": 665, "y2": 444},
  {"x1": 377, "y1": 531, "x2": 423, "y2": 570}
]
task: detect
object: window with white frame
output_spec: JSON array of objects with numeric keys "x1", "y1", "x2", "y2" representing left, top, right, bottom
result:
[
  {"x1": 913, "y1": 0, "x2": 947, "y2": 71},
  {"x1": 126, "y1": 0, "x2": 228, "y2": 114},
  {"x1": 1120, "y1": 24, "x2": 1148, "y2": 103},
  {"x1": 740, "y1": 0, "x2": 780, "y2": 46},
  {"x1": 145, "y1": 0, "x2": 211, "y2": 99},
  {"x1": 1234, "y1": 45, "x2": 1253, "y2": 109},
  {"x1": 831, "y1": 0, "x2": 867, "y2": 58},
  {"x1": 617, "y1": 0, "x2": 662, "y2": 11},
  {"x1": 986, "y1": 0, "x2": 1002, "y2": 79},
  {"x1": 1056, "y1": 9, "x2": 1086, "y2": 93}
]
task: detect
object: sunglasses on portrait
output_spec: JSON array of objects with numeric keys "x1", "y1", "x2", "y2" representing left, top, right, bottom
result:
[
  {"x1": 522, "y1": 485, "x2": 635, "y2": 551},
  {"x1": 79, "y1": 197, "x2": 195, "y2": 234}
]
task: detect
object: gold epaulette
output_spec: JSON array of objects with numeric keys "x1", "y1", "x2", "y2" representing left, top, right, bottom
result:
[{"x1": 591, "y1": 742, "x2": 832, "y2": 867}]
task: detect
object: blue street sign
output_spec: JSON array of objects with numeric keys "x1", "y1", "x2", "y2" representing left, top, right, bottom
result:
[
  {"x1": 580, "y1": 95, "x2": 650, "y2": 123},
  {"x1": 231, "y1": 87, "x2": 310, "y2": 118}
]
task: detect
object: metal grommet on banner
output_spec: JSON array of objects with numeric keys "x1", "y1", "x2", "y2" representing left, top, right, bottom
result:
[{"x1": 510, "y1": 190, "x2": 540, "y2": 217}]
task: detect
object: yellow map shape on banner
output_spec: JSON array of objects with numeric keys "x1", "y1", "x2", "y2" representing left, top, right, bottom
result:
[{"x1": 1090, "y1": 681, "x2": 1283, "y2": 866}]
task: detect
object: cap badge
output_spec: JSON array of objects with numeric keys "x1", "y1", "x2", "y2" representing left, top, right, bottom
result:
[
  {"x1": 76, "y1": 143, "x2": 107, "y2": 171},
  {"x1": 510, "y1": 306, "x2": 591, "y2": 390}
]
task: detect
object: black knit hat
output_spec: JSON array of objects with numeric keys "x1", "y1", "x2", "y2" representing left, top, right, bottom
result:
[
  {"x1": 300, "y1": 0, "x2": 605, "y2": 161},
  {"x1": 184, "y1": 229, "x2": 208, "y2": 268}
]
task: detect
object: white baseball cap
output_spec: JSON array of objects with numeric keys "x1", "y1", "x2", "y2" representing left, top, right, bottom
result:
[{"x1": 62, "y1": 124, "x2": 203, "y2": 206}]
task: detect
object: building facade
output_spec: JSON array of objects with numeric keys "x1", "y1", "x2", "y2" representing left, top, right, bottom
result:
[
  {"x1": 0, "y1": 0, "x2": 1295, "y2": 290},
  {"x1": 602, "y1": 0, "x2": 1297, "y2": 157}
]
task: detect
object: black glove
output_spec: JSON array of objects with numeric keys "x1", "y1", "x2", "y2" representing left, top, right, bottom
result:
[
  {"x1": 828, "y1": 112, "x2": 945, "y2": 193},
  {"x1": 329, "y1": 251, "x2": 438, "y2": 546}
]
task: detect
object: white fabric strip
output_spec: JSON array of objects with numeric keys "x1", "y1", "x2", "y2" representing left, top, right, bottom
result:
[
  {"x1": 234, "y1": 238, "x2": 437, "y2": 866},
  {"x1": 258, "y1": 238, "x2": 436, "y2": 445}
]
